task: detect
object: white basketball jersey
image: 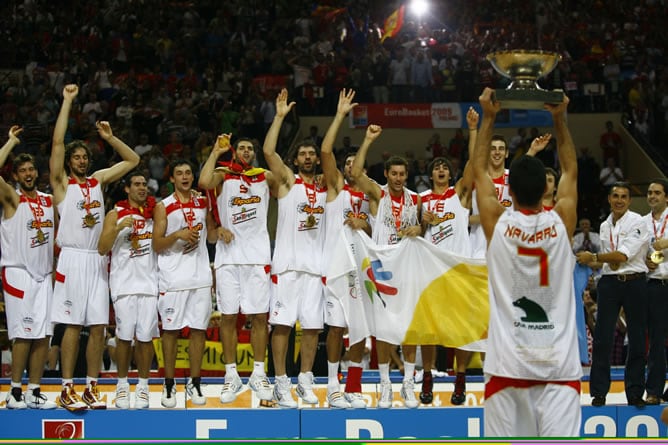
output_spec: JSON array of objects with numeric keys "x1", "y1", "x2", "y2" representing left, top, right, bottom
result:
[
  {"x1": 324, "y1": 184, "x2": 370, "y2": 264},
  {"x1": 272, "y1": 176, "x2": 327, "y2": 275},
  {"x1": 158, "y1": 193, "x2": 212, "y2": 291},
  {"x1": 109, "y1": 204, "x2": 158, "y2": 300},
  {"x1": 373, "y1": 186, "x2": 419, "y2": 246},
  {"x1": 1, "y1": 192, "x2": 55, "y2": 279},
  {"x1": 214, "y1": 172, "x2": 271, "y2": 267},
  {"x1": 484, "y1": 209, "x2": 582, "y2": 381},
  {"x1": 470, "y1": 170, "x2": 513, "y2": 258},
  {"x1": 56, "y1": 177, "x2": 105, "y2": 250},
  {"x1": 421, "y1": 187, "x2": 470, "y2": 256}
]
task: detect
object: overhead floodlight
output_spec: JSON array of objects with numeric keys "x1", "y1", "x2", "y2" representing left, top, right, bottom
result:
[{"x1": 410, "y1": 0, "x2": 429, "y2": 18}]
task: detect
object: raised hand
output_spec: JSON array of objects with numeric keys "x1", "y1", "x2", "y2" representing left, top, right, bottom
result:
[
  {"x1": 8, "y1": 125, "x2": 23, "y2": 144},
  {"x1": 466, "y1": 107, "x2": 479, "y2": 129},
  {"x1": 214, "y1": 133, "x2": 232, "y2": 156},
  {"x1": 275, "y1": 88, "x2": 296, "y2": 119},
  {"x1": 544, "y1": 95, "x2": 570, "y2": 116},
  {"x1": 337, "y1": 89, "x2": 358, "y2": 116},
  {"x1": 529, "y1": 133, "x2": 552, "y2": 154},
  {"x1": 365, "y1": 124, "x2": 382, "y2": 142},
  {"x1": 62, "y1": 84, "x2": 79, "y2": 101},
  {"x1": 96, "y1": 121, "x2": 113, "y2": 140},
  {"x1": 478, "y1": 87, "x2": 501, "y2": 116}
]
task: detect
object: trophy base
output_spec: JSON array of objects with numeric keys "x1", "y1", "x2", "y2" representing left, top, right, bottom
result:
[{"x1": 493, "y1": 89, "x2": 564, "y2": 110}]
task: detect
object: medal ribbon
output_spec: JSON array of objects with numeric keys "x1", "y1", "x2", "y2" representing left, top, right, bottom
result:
[
  {"x1": 350, "y1": 192, "x2": 362, "y2": 218},
  {"x1": 23, "y1": 193, "x2": 43, "y2": 233},
  {"x1": 391, "y1": 194, "x2": 404, "y2": 232},
  {"x1": 304, "y1": 181, "x2": 316, "y2": 219},
  {"x1": 177, "y1": 194, "x2": 194, "y2": 230},
  {"x1": 652, "y1": 213, "x2": 668, "y2": 241},
  {"x1": 79, "y1": 180, "x2": 92, "y2": 217}
]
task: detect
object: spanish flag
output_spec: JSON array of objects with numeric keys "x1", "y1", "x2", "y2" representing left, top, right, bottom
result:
[
  {"x1": 325, "y1": 227, "x2": 489, "y2": 347},
  {"x1": 380, "y1": 5, "x2": 406, "y2": 43}
]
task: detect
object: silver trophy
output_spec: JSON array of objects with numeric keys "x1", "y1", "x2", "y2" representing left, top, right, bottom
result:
[{"x1": 486, "y1": 50, "x2": 563, "y2": 109}]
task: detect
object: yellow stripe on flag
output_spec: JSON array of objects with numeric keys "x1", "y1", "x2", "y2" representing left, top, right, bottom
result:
[{"x1": 404, "y1": 263, "x2": 489, "y2": 347}]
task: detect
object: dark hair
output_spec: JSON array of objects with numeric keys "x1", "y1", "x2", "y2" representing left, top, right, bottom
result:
[
  {"x1": 491, "y1": 134, "x2": 507, "y2": 147},
  {"x1": 428, "y1": 157, "x2": 453, "y2": 185},
  {"x1": 234, "y1": 137, "x2": 257, "y2": 153},
  {"x1": 384, "y1": 155, "x2": 408, "y2": 172},
  {"x1": 168, "y1": 158, "x2": 195, "y2": 178},
  {"x1": 123, "y1": 169, "x2": 149, "y2": 186},
  {"x1": 545, "y1": 167, "x2": 559, "y2": 187},
  {"x1": 608, "y1": 181, "x2": 631, "y2": 195},
  {"x1": 649, "y1": 178, "x2": 668, "y2": 194},
  {"x1": 12, "y1": 153, "x2": 36, "y2": 173},
  {"x1": 64, "y1": 141, "x2": 92, "y2": 174},
  {"x1": 508, "y1": 155, "x2": 546, "y2": 207},
  {"x1": 344, "y1": 151, "x2": 367, "y2": 169}
]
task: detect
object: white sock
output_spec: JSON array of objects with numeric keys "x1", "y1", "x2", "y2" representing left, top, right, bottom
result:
[
  {"x1": 327, "y1": 361, "x2": 340, "y2": 389},
  {"x1": 138, "y1": 378, "x2": 149, "y2": 387},
  {"x1": 117, "y1": 377, "x2": 128, "y2": 386},
  {"x1": 403, "y1": 362, "x2": 415, "y2": 382},
  {"x1": 62, "y1": 378, "x2": 73, "y2": 387},
  {"x1": 225, "y1": 363, "x2": 238, "y2": 379},
  {"x1": 253, "y1": 361, "x2": 265, "y2": 376},
  {"x1": 86, "y1": 376, "x2": 97, "y2": 387},
  {"x1": 27, "y1": 383, "x2": 38, "y2": 391},
  {"x1": 11, "y1": 381, "x2": 21, "y2": 389},
  {"x1": 379, "y1": 363, "x2": 390, "y2": 383}
]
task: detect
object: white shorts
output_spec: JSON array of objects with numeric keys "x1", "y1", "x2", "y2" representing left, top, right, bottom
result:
[
  {"x1": 484, "y1": 378, "x2": 581, "y2": 437},
  {"x1": 158, "y1": 287, "x2": 212, "y2": 331},
  {"x1": 113, "y1": 294, "x2": 159, "y2": 342},
  {"x1": 3, "y1": 267, "x2": 53, "y2": 340},
  {"x1": 325, "y1": 293, "x2": 347, "y2": 328},
  {"x1": 269, "y1": 271, "x2": 324, "y2": 329},
  {"x1": 52, "y1": 248, "x2": 109, "y2": 326},
  {"x1": 216, "y1": 264, "x2": 270, "y2": 315}
]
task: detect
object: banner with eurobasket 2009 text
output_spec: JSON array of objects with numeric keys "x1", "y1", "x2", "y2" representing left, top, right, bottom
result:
[
  {"x1": 325, "y1": 226, "x2": 489, "y2": 347},
  {"x1": 348, "y1": 103, "x2": 555, "y2": 129}
]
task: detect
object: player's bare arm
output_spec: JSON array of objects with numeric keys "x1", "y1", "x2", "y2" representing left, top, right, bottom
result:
[
  {"x1": 350, "y1": 124, "x2": 383, "y2": 212},
  {"x1": 198, "y1": 133, "x2": 231, "y2": 190},
  {"x1": 50, "y1": 84, "x2": 79, "y2": 203},
  {"x1": 262, "y1": 88, "x2": 297, "y2": 198},
  {"x1": 97, "y1": 209, "x2": 133, "y2": 255},
  {"x1": 91, "y1": 121, "x2": 140, "y2": 186},
  {"x1": 472, "y1": 88, "x2": 505, "y2": 242},
  {"x1": 322, "y1": 89, "x2": 358, "y2": 198}
]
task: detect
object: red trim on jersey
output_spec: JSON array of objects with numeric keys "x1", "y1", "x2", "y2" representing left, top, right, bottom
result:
[
  {"x1": 381, "y1": 189, "x2": 419, "y2": 205},
  {"x1": 55, "y1": 272, "x2": 66, "y2": 283},
  {"x1": 484, "y1": 375, "x2": 581, "y2": 399},
  {"x1": 68, "y1": 177, "x2": 99, "y2": 187},
  {"x1": 264, "y1": 264, "x2": 271, "y2": 274},
  {"x1": 517, "y1": 208, "x2": 542, "y2": 215},
  {"x1": 2, "y1": 268, "x2": 24, "y2": 298},
  {"x1": 164, "y1": 195, "x2": 209, "y2": 215},
  {"x1": 271, "y1": 274, "x2": 278, "y2": 284},
  {"x1": 321, "y1": 276, "x2": 327, "y2": 285},
  {"x1": 294, "y1": 176, "x2": 327, "y2": 192},
  {"x1": 19, "y1": 194, "x2": 53, "y2": 207}
]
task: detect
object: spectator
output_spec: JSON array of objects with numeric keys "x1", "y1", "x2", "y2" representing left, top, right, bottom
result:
[
  {"x1": 599, "y1": 120, "x2": 623, "y2": 166},
  {"x1": 599, "y1": 157, "x2": 624, "y2": 187}
]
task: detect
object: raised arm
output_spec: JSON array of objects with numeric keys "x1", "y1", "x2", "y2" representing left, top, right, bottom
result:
[
  {"x1": 547, "y1": 96, "x2": 578, "y2": 237},
  {"x1": 0, "y1": 125, "x2": 23, "y2": 169},
  {"x1": 350, "y1": 125, "x2": 383, "y2": 204},
  {"x1": 526, "y1": 133, "x2": 553, "y2": 157},
  {"x1": 198, "y1": 134, "x2": 231, "y2": 190},
  {"x1": 457, "y1": 108, "x2": 478, "y2": 207},
  {"x1": 472, "y1": 88, "x2": 505, "y2": 242},
  {"x1": 262, "y1": 88, "x2": 296, "y2": 197},
  {"x1": 322, "y1": 89, "x2": 358, "y2": 194},
  {"x1": 51, "y1": 84, "x2": 79, "y2": 200},
  {"x1": 91, "y1": 121, "x2": 140, "y2": 186}
]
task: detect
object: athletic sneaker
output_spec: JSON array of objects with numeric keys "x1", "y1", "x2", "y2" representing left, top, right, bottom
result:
[
  {"x1": 296, "y1": 372, "x2": 319, "y2": 405},
  {"x1": 57, "y1": 384, "x2": 87, "y2": 412},
  {"x1": 82, "y1": 382, "x2": 107, "y2": 409},
  {"x1": 344, "y1": 392, "x2": 367, "y2": 408},
  {"x1": 400, "y1": 379, "x2": 418, "y2": 408},
  {"x1": 186, "y1": 379, "x2": 206, "y2": 405},
  {"x1": 25, "y1": 388, "x2": 57, "y2": 409},
  {"x1": 161, "y1": 384, "x2": 177, "y2": 408},
  {"x1": 219, "y1": 375, "x2": 243, "y2": 404},
  {"x1": 114, "y1": 383, "x2": 130, "y2": 409},
  {"x1": 273, "y1": 376, "x2": 297, "y2": 408},
  {"x1": 327, "y1": 390, "x2": 350, "y2": 409},
  {"x1": 378, "y1": 381, "x2": 393, "y2": 408},
  {"x1": 248, "y1": 373, "x2": 273, "y2": 401},
  {"x1": 451, "y1": 373, "x2": 466, "y2": 405},
  {"x1": 419, "y1": 371, "x2": 434, "y2": 404},
  {"x1": 135, "y1": 385, "x2": 150, "y2": 409},
  {"x1": 5, "y1": 388, "x2": 27, "y2": 409}
]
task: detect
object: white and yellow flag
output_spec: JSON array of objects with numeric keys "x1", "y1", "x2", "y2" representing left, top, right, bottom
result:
[{"x1": 326, "y1": 227, "x2": 489, "y2": 347}]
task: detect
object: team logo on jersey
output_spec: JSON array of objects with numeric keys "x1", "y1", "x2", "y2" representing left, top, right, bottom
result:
[
  {"x1": 230, "y1": 196, "x2": 260, "y2": 206},
  {"x1": 183, "y1": 222, "x2": 204, "y2": 254},
  {"x1": 362, "y1": 258, "x2": 397, "y2": 307},
  {"x1": 298, "y1": 204, "x2": 324, "y2": 230},
  {"x1": 500, "y1": 199, "x2": 513, "y2": 208},
  {"x1": 431, "y1": 223, "x2": 453, "y2": 245},
  {"x1": 513, "y1": 296, "x2": 554, "y2": 330},
  {"x1": 344, "y1": 210, "x2": 369, "y2": 220},
  {"x1": 76, "y1": 199, "x2": 102, "y2": 211},
  {"x1": 431, "y1": 211, "x2": 455, "y2": 225}
]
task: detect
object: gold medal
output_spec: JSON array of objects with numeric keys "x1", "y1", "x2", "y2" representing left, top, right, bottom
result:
[
  {"x1": 609, "y1": 263, "x2": 620, "y2": 271},
  {"x1": 305, "y1": 214, "x2": 316, "y2": 228},
  {"x1": 84, "y1": 213, "x2": 96, "y2": 227},
  {"x1": 651, "y1": 250, "x2": 665, "y2": 264},
  {"x1": 131, "y1": 236, "x2": 140, "y2": 250},
  {"x1": 36, "y1": 229, "x2": 45, "y2": 243}
]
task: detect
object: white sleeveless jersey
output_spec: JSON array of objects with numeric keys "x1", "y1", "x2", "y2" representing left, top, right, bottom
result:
[
  {"x1": 56, "y1": 177, "x2": 105, "y2": 251},
  {"x1": 324, "y1": 184, "x2": 370, "y2": 264},
  {"x1": 470, "y1": 169, "x2": 513, "y2": 258},
  {"x1": 484, "y1": 209, "x2": 582, "y2": 381},
  {"x1": 214, "y1": 172, "x2": 271, "y2": 267},
  {"x1": 272, "y1": 176, "x2": 327, "y2": 275},
  {"x1": 420, "y1": 187, "x2": 470, "y2": 256},
  {"x1": 1, "y1": 192, "x2": 55, "y2": 279},
  {"x1": 109, "y1": 204, "x2": 158, "y2": 300},
  {"x1": 158, "y1": 193, "x2": 212, "y2": 291},
  {"x1": 373, "y1": 186, "x2": 419, "y2": 246}
]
